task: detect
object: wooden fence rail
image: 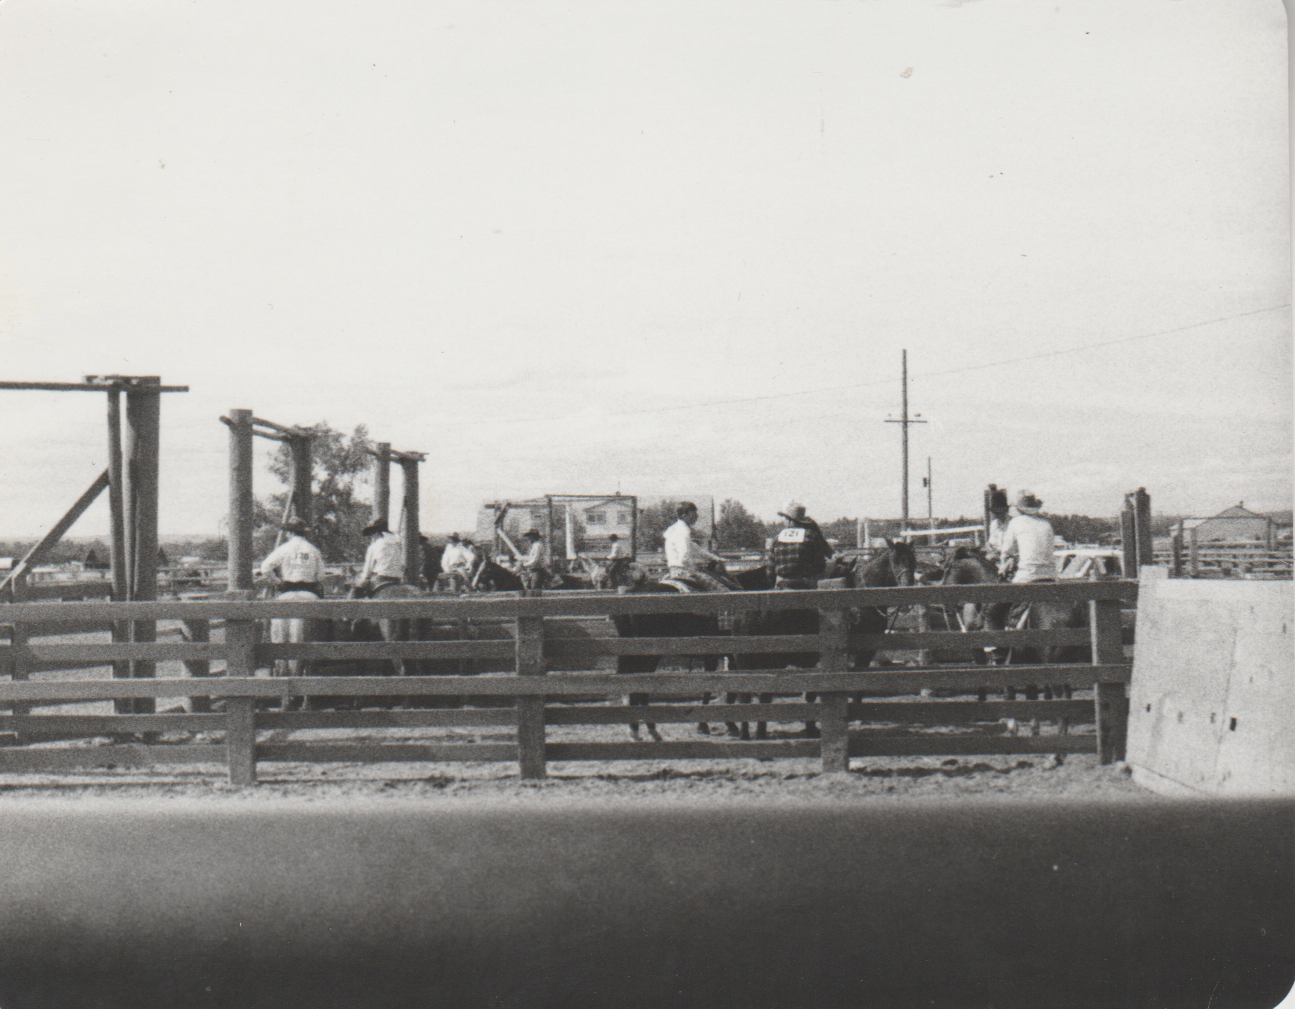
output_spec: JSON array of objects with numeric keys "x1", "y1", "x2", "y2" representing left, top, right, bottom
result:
[{"x1": 0, "y1": 581, "x2": 1136, "y2": 785}]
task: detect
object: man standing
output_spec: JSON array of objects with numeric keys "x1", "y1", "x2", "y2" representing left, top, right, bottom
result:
[
  {"x1": 770, "y1": 501, "x2": 834, "y2": 589},
  {"x1": 354, "y1": 519, "x2": 405, "y2": 597},
  {"x1": 258, "y1": 517, "x2": 326, "y2": 597},
  {"x1": 663, "y1": 501, "x2": 729, "y2": 591}
]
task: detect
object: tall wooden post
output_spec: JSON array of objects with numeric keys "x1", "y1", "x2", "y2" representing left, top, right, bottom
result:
[
  {"x1": 1120, "y1": 510, "x2": 1138, "y2": 580},
  {"x1": 125, "y1": 378, "x2": 161, "y2": 714},
  {"x1": 227, "y1": 409, "x2": 255, "y2": 593},
  {"x1": 290, "y1": 431, "x2": 313, "y2": 526},
  {"x1": 373, "y1": 442, "x2": 391, "y2": 529},
  {"x1": 400, "y1": 457, "x2": 420, "y2": 584},
  {"x1": 1132, "y1": 487, "x2": 1153, "y2": 571},
  {"x1": 107, "y1": 390, "x2": 131, "y2": 705}
]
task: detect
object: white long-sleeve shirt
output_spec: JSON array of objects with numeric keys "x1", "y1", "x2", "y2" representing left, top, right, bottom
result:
[
  {"x1": 360, "y1": 531, "x2": 405, "y2": 582},
  {"x1": 663, "y1": 519, "x2": 719, "y2": 570},
  {"x1": 258, "y1": 535, "x2": 325, "y2": 583},
  {"x1": 999, "y1": 514, "x2": 1058, "y2": 583},
  {"x1": 442, "y1": 543, "x2": 471, "y2": 571}
]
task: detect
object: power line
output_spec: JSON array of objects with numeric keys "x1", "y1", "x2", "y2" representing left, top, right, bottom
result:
[{"x1": 433, "y1": 302, "x2": 1290, "y2": 427}]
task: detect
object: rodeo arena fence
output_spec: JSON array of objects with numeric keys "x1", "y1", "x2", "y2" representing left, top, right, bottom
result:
[{"x1": 0, "y1": 579, "x2": 1135, "y2": 786}]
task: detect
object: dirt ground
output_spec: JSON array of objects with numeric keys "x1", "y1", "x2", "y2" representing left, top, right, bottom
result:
[{"x1": 0, "y1": 720, "x2": 1152, "y2": 805}]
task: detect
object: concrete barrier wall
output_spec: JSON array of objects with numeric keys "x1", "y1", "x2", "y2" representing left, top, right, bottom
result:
[{"x1": 1127, "y1": 567, "x2": 1294, "y2": 797}]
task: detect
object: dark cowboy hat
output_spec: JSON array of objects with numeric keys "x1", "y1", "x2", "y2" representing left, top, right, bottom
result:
[
  {"x1": 281, "y1": 517, "x2": 308, "y2": 534},
  {"x1": 676, "y1": 501, "x2": 699, "y2": 518},
  {"x1": 361, "y1": 519, "x2": 389, "y2": 536},
  {"x1": 523, "y1": 529, "x2": 542, "y2": 540},
  {"x1": 989, "y1": 489, "x2": 1009, "y2": 512}
]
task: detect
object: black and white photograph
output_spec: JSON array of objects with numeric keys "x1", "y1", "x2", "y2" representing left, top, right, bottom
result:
[{"x1": 0, "y1": 1, "x2": 1291, "y2": 1006}]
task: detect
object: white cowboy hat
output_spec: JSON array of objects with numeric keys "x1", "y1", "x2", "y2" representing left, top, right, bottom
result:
[{"x1": 1013, "y1": 491, "x2": 1044, "y2": 515}]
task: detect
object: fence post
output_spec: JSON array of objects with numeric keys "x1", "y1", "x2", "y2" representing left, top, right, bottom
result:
[
  {"x1": 515, "y1": 609, "x2": 546, "y2": 779},
  {"x1": 1089, "y1": 596, "x2": 1128, "y2": 764},
  {"x1": 225, "y1": 696, "x2": 257, "y2": 785},
  {"x1": 818, "y1": 605, "x2": 850, "y2": 773},
  {"x1": 1188, "y1": 527, "x2": 1199, "y2": 578},
  {"x1": 182, "y1": 618, "x2": 211, "y2": 713}
]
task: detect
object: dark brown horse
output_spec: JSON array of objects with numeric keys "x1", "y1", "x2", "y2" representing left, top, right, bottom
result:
[
  {"x1": 928, "y1": 545, "x2": 1086, "y2": 710},
  {"x1": 730, "y1": 539, "x2": 918, "y2": 740},
  {"x1": 611, "y1": 563, "x2": 770, "y2": 741}
]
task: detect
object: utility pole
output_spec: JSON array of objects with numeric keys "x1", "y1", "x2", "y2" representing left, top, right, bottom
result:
[{"x1": 884, "y1": 349, "x2": 926, "y2": 526}]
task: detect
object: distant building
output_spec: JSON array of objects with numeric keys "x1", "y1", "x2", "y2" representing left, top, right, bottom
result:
[
  {"x1": 1183, "y1": 504, "x2": 1277, "y2": 547},
  {"x1": 476, "y1": 495, "x2": 639, "y2": 560}
]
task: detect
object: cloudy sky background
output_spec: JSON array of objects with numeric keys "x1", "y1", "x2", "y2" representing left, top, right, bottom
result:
[{"x1": 0, "y1": 0, "x2": 1289, "y2": 538}]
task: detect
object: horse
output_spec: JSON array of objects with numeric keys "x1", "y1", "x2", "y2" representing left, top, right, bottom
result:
[
  {"x1": 926, "y1": 546, "x2": 1086, "y2": 731},
  {"x1": 342, "y1": 580, "x2": 433, "y2": 707},
  {"x1": 610, "y1": 563, "x2": 770, "y2": 741},
  {"x1": 729, "y1": 540, "x2": 918, "y2": 740}
]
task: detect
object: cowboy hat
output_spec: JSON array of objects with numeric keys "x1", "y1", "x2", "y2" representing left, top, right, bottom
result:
[
  {"x1": 1013, "y1": 491, "x2": 1044, "y2": 515},
  {"x1": 989, "y1": 489, "x2": 1009, "y2": 513},
  {"x1": 523, "y1": 529, "x2": 542, "y2": 540},
  {"x1": 281, "y1": 517, "x2": 308, "y2": 534},
  {"x1": 361, "y1": 519, "x2": 389, "y2": 535},
  {"x1": 778, "y1": 501, "x2": 807, "y2": 522}
]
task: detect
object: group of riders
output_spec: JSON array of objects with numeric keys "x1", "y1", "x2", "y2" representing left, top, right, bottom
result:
[{"x1": 257, "y1": 487, "x2": 1061, "y2": 614}]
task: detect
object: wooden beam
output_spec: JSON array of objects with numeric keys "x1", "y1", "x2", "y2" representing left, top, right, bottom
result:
[{"x1": 0, "y1": 380, "x2": 187, "y2": 393}]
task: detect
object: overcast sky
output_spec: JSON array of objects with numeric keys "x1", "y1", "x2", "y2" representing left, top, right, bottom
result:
[{"x1": 0, "y1": 0, "x2": 1289, "y2": 539}]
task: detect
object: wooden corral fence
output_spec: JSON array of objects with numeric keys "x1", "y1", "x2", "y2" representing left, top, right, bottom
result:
[
  {"x1": 1158, "y1": 538, "x2": 1293, "y2": 580},
  {"x1": 0, "y1": 581, "x2": 1136, "y2": 785}
]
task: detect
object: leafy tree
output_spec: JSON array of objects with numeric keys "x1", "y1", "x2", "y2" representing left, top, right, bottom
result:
[
  {"x1": 715, "y1": 499, "x2": 767, "y2": 551},
  {"x1": 635, "y1": 500, "x2": 679, "y2": 552},
  {"x1": 256, "y1": 423, "x2": 375, "y2": 562}
]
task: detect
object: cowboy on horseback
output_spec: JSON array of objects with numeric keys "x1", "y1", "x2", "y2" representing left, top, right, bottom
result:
[
  {"x1": 258, "y1": 516, "x2": 325, "y2": 598},
  {"x1": 352, "y1": 518, "x2": 404, "y2": 598},
  {"x1": 663, "y1": 501, "x2": 731, "y2": 592},
  {"x1": 770, "y1": 501, "x2": 835, "y2": 590},
  {"x1": 985, "y1": 490, "x2": 1058, "y2": 663}
]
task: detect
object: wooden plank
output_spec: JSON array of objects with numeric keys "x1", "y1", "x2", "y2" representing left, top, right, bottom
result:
[
  {"x1": 256, "y1": 708, "x2": 519, "y2": 730},
  {"x1": 256, "y1": 742, "x2": 516, "y2": 763},
  {"x1": 846, "y1": 700, "x2": 1093, "y2": 724},
  {"x1": 515, "y1": 615, "x2": 546, "y2": 779},
  {"x1": 847, "y1": 628, "x2": 1093, "y2": 652},
  {"x1": 0, "y1": 578, "x2": 1141, "y2": 624},
  {"x1": 0, "y1": 744, "x2": 223, "y2": 772},
  {"x1": 546, "y1": 740, "x2": 822, "y2": 761},
  {"x1": 225, "y1": 696, "x2": 256, "y2": 785},
  {"x1": 545, "y1": 703, "x2": 819, "y2": 726},
  {"x1": 848, "y1": 734, "x2": 1095, "y2": 757},
  {"x1": 0, "y1": 714, "x2": 223, "y2": 733},
  {"x1": 0, "y1": 664, "x2": 1136, "y2": 703}
]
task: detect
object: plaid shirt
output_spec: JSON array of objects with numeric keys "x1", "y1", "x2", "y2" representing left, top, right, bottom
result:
[{"x1": 770, "y1": 521, "x2": 832, "y2": 581}]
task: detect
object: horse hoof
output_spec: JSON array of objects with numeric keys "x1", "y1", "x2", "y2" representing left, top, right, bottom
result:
[
  {"x1": 648, "y1": 729, "x2": 663, "y2": 743},
  {"x1": 695, "y1": 723, "x2": 711, "y2": 736}
]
